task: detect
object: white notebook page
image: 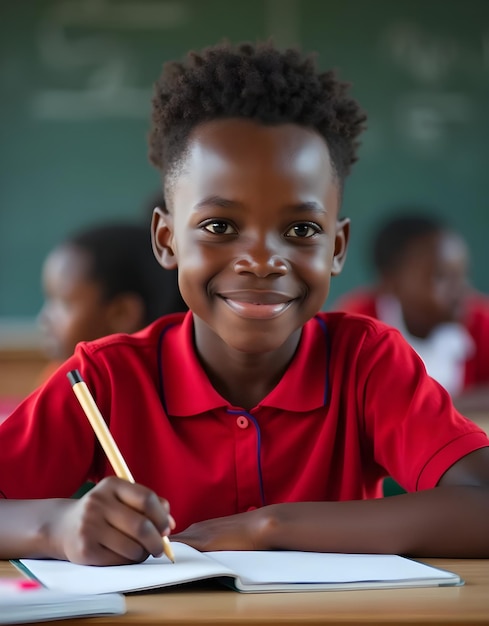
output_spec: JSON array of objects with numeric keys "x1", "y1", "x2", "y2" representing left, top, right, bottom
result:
[{"x1": 207, "y1": 550, "x2": 457, "y2": 585}]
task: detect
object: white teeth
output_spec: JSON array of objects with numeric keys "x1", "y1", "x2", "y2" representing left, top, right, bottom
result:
[{"x1": 221, "y1": 298, "x2": 292, "y2": 320}]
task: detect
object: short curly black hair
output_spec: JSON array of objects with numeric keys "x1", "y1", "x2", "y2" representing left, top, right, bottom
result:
[{"x1": 149, "y1": 41, "x2": 367, "y2": 192}]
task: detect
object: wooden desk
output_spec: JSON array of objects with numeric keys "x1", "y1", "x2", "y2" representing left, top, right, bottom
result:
[
  {"x1": 467, "y1": 412, "x2": 489, "y2": 437},
  {"x1": 2, "y1": 559, "x2": 488, "y2": 625},
  {"x1": 0, "y1": 347, "x2": 48, "y2": 398}
]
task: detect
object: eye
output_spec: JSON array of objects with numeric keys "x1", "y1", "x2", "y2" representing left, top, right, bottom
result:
[
  {"x1": 285, "y1": 222, "x2": 321, "y2": 238},
  {"x1": 202, "y1": 221, "x2": 237, "y2": 235}
]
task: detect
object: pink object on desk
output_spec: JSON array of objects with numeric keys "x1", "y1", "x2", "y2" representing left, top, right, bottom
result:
[{"x1": 0, "y1": 579, "x2": 42, "y2": 592}]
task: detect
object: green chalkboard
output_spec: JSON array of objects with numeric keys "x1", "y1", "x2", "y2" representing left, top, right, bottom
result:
[{"x1": 1, "y1": 0, "x2": 489, "y2": 318}]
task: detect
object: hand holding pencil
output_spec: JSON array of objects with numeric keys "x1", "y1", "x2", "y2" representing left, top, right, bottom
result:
[{"x1": 67, "y1": 369, "x2": 175, "y2": 564}]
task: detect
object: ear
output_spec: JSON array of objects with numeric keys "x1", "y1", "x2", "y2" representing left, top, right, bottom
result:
[
  {"x1": 331, "y1": 217, "x2": 350, "y2": 276},
  {"x1": 152, "y1": 207, "x2": 178, "y2": 270},
  {"x1": 106, "y1": 293, "x2": 145, "y2": 334}
]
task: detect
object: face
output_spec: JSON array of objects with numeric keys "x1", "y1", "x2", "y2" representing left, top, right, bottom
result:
[
  {"x1": 39, "y1": 245, "x2": 115, "y2": 361},
  {"x1": 390, "y1": 231, "x2": 469, "y2": 334},
  {"x1": 153, "y1": 119, "x2": 349, "y2": 357}
]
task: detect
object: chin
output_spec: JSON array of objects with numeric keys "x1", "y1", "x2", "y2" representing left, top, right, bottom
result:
[
  {"x1": 234, "y1": 343, "x2": 276, "y2": 355},
  {"x1": 225, "y1": 331, "x2": 292, "y2": 356}
]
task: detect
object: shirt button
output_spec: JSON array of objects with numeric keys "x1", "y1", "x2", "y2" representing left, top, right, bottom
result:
[
  {"x1": 236, "y1": 416, "x2": 249, "y2": 429},
  {"x1": 247, "y1": 506, "x2": 257, "y2": 511}
]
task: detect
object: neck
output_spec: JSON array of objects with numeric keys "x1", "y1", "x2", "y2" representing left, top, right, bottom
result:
[{"x1": 193, "y1": 323, "x2": 302, "y2": 411}]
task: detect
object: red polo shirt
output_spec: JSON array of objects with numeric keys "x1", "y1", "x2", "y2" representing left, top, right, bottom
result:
[{"x1": 0, "y1": 312, "x2": 487, "y2": 532}]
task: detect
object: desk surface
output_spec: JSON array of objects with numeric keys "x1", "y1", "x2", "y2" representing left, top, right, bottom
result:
[
  {"x1": 468, "y1": 411, "x2": 489, "y2": 436},
  {"x1": 2, "y1": 558, "x2": 489, "y2": 626}
]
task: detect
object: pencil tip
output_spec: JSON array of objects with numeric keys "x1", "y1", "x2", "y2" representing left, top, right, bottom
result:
[{"x1": 162, "y1": 537, "x2": 175, "y2": 563}]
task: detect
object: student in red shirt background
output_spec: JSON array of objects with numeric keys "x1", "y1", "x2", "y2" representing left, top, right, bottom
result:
[
  {"x1": 333, "y1": 213, "x2": 489, "y2": 413},
  {"x1": 37, "y1": 221, "x2": 187, "y2": 384},
  {"x1": 0, "y1": 42, "x2": 488, "y2": 565}
]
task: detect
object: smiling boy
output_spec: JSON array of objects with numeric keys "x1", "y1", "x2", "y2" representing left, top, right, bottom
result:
[{"x1": 0, "y1": 42, "x2": 488, "y2": 564}]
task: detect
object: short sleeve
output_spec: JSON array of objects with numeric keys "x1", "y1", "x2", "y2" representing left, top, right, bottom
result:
[
  {"x1": 357, "y1": 326, "x2": 489, "y2": 492},
  {"x1": 0, "y1": 348, "x2": 106, "y2": 499}
]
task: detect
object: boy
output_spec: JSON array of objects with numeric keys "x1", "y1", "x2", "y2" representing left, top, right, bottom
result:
[
  {"x1": 0, "y1": 42, "x2": 488, "y2": 565},
  {"x1": 333, "y1": 213, "x2": 489, "y2": 412}
]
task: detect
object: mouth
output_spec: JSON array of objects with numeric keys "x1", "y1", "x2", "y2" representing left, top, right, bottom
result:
[{"x1": 218, "y1": 291, "x2": 295, "y2": 320}]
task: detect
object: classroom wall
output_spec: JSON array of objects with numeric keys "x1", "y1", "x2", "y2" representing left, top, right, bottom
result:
[{"x1": 1, "y1": 0, "x2": 489, "y2": 328}]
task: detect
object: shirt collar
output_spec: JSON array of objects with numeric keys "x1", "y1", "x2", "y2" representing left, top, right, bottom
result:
[{"x1": 159, "y1": 313, "x2": 329, "y2": 416}]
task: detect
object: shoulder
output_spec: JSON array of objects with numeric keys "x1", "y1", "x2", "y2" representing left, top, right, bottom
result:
[
  {"x1": 79, "y1": 312, "x2": 188, "y2": 359},
  {"x1": 315, "y1": 310, "x2": 398, "y2": 338},
  {"x1": 68, "y1": 312, "x2": 190, "y2": 393},
  {"x1": 313, "y1": 310, "x2": 407, "y2": 361},
  {"x1": 313, "y1": 311, "x2": 430, "y2": 395}
]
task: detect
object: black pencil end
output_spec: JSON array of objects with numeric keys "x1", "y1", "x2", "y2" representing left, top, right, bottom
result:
[{"x1": 67, "y1": 369, "x2": 83, "y2": 386}]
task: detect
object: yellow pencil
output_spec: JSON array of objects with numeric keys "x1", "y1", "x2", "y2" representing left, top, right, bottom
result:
[{"x1": 67, "y1": 369, "x2": 175, "y2": 563}]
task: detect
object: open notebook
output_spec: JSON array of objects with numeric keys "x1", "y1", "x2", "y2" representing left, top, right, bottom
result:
[{"x1": 15, "y1": 542, "x2": 462, "y2": 594}]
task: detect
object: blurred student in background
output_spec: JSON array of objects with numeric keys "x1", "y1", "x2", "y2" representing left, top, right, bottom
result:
[
  {"x1": 333, "y1": 212, "x2": 489, "y2": 412},
  {"x1": 38, "y1": 221, "x2": 187, "y2": 379}
]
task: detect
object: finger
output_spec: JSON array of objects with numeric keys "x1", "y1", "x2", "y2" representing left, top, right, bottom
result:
[
  {"x1": 159, "y1": 498, "x2": 176, "y2": 531},
  {"x1": 95, "y1": 523, "x2": 151, "y2": 563},
  {"x1": 81, "y1": 478, "x2": 169, "y2": 558},
  {"x1": 72, "y1": 536, "x2": 146, "y2": 566},
  {"x1": 110, "y1": 479, "x2": 172, "y2": 536},
  {"x1": 103, "y1": 495, "x2": 168, "y2": 558},
  {"x1": 65, "y1": 502, "x2": 148, "y2": 566}
]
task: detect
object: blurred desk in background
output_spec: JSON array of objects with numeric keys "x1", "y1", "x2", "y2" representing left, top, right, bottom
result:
[
  {"x1": 0, "y1": 319, "x2": 46, "y2": 400},
  {"x1": 466, "y1": 412, "x2": 489, "y2": 437},
  {"x1": 0, "y1": 347, "x2": 48, "y2": 422},
  {"x1": 0, "y1": 347, "x2": 47, "y2": 397}
]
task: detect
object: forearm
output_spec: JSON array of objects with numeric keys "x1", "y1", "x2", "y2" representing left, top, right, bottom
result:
[
  {"x1": 0, "y1": 499, "x2": 71, "y2": 560},
  {"x1": 260, "y1": 486, "x2": 489, "y2": 557}
]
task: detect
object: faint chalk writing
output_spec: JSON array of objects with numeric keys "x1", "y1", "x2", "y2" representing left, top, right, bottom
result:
[
  {"x1": 396, "y1": 92, "x2": 472, "y2": 154},
  {"x1": 32, "y1": 0, "x2": 188, "y2": 120},
  {"x1": 382, "y1": 22, "x2": 488, "y2": 84}
]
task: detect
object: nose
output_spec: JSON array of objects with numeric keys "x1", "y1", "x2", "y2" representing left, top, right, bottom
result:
[{"x1": 233, "y1": 237, "x2": 288, "y2": 278}]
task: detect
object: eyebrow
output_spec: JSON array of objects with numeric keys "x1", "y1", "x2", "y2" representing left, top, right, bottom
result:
[
  {"x1": 286, "y1": 201, "x2": 327, "y2": 215},
  {"x1": 193, "y1": 196, "x2": 326, "y2": 214},
  {"x1": 193, "y1": 196, "x2": 242, "y2": 211}
]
